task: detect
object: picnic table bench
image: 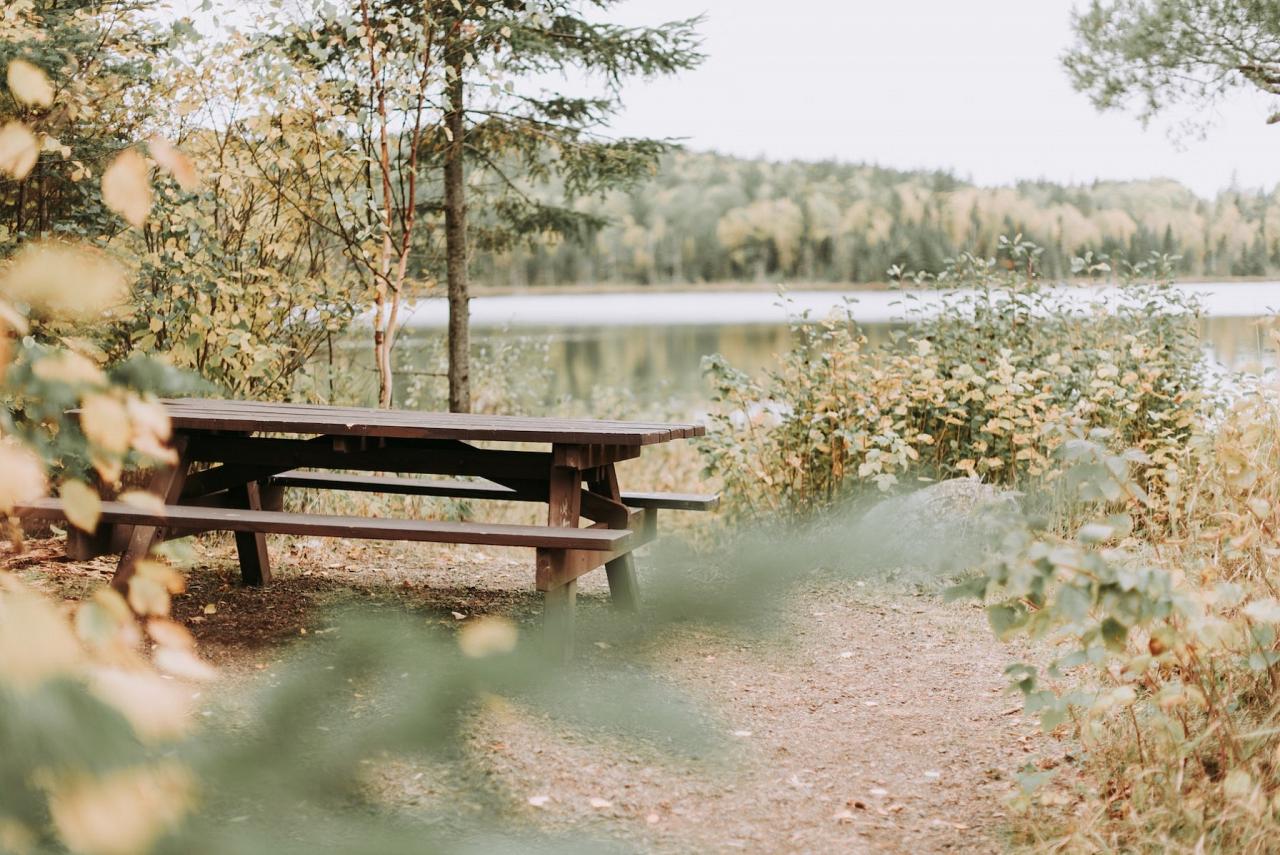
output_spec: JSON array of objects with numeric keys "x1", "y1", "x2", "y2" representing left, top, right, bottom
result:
[{"x1": 18, "y1": 398, "x2": 715, "y2": 657}]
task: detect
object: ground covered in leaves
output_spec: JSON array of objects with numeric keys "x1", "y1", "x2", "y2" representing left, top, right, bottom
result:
[{"x1": 6, "y1": 533, "x2": 1056, "y2": 854}]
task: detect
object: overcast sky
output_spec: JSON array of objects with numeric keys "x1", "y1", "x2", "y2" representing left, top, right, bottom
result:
[{"x1": 593, "y1": 0, "x2": 1277, "y2": 198}]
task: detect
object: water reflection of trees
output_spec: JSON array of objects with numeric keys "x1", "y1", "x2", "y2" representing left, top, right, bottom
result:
[
  {"x1": 510, "y1": 318, "x2": 1276, "y2": 407},
  {"x1": 371, "y1": 317, "x2": 1276, "y2": 412}
]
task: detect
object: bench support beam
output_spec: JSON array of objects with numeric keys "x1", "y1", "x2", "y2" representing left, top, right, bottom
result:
[
  {"x1": 591, "y1": 467, "x2": 640, "y2": 611},
  {"x1": 229, "y1": 480, "x2": 272, "y2": 586},
  {"x1": 113, "y1": 436, "x2": 190, "y2": 592},
  {"x1": 542, "y1": 456, "x2": 583, "y2": 661}
]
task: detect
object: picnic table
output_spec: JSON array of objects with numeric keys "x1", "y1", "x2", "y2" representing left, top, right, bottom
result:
[{"x1": 20, "y1": 398, "x2": 715, "y2": 656}]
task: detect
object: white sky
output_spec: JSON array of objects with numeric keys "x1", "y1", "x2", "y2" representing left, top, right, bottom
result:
[
  {"x1": 597, "y1": 0, "x2": 1278, "y2": 198},
  {"x1": 173, "y1": 0, "x2": 1277, "y2": 198}
]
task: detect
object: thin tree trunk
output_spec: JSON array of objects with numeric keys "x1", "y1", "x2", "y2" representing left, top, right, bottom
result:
[
  {"x1": 361, "y1": 0, "x2": 395, "y2": 408},
  {"x1": 444, "y1": 41, "x2": 470, "y2": 413}
]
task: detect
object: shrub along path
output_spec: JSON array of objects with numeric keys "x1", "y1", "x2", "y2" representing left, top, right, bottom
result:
[{"x1": 8, "y1": 537, "x2": 1054, "y2": 853}]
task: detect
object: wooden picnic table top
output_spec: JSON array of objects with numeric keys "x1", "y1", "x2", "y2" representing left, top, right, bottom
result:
[{"x1": 157, "y1": 398, "x2": 705, "y2": 446}]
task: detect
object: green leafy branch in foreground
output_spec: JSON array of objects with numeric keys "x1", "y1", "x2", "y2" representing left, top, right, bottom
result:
[
  {"x1": 0, "y1": 503, "x2": 890, "y2": 855},
  {"x1": 0, "y1": 588, "x2": 724, "y2": 855}
]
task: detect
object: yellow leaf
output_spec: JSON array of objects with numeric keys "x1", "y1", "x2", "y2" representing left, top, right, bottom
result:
[
  {"x1": 88, "y1": 667, "x2": 192, "y2": 741},
  {"x1": 146, "y1": 618, "x2": 194, "y2": 650},
  {"x1": 101, "y1": 148, "x2": 152, "y2": 227},
  {"x1": 60, "y1": 480, "x2": 101, "y2": 533},
  {"x1": 0, "y1": 819, "x2": 35, "y2": 854},
  {"x1": 6, "y1": 59, "x2": 54, "y2": 108},
  {"x1": 0, "y1": 440, "x2": 46, "y2": 513},
  {"x1": 458, "y1": 616, "x2": 518, "y2": 658},
  {"x1": 90, "y1": 453, "x2": 122, "y2": 487},
  {"x1": 148, "y1": 136, "x2": 199, "y2": 192},
  {"x1": 32, "y1": 350, "x2": 105, "y2": 386},
  {"x1": 135, "y1": 558, "x2": 185, "y2": 595},
  {"x1": 153, "y1": 646, "x2": 217, "y2": 682},
  {"x1": 49, "y1": 764, "x2": 193, "y2": 855},
  {"x1": 0, "y1": 584, "x2": 82, "y2": 687},
  {"x1": 125, "y1": 396, "x2": 175, "y2": 463},
  {"x1": 118, "y1": 490, "x2": 165, "y2": 513},
  {"x1": 0, "y1": 121, "x2": 38, "y2": 179},
  {"x1": 0, "y1": 242, "x2": 128, "y2": 320},
  {"x1": 127, "y1": 575, "x2": 170, "y2": 617},
  {"x1": 74, "y1": 588, "x2": 136, "y2": 650},
  {"x1": 80, "y1": 393, "x2": 131, "y2": 455}
]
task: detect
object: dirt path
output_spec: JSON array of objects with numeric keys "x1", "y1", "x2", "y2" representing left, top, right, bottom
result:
[
  {"x1": 6, "y1": 538, "x2": 1049, "y2": 853},
  {"x1": 452, "y1": 580, "x2": 1044, "y2": 854}
]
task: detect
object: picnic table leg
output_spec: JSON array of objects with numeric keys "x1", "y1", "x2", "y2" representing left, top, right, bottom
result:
[
  {"x1": 66, "y1": 518, "x2": 115, "y2": 561},
  {"x1": 542, "y1": 460, "x2": 582, "y2": 660},
  {"x1": 228, "y1": 480, "x2": 272, "y2": 586},
  {"x1": 112, "y1": 436, "x2": 191, "y2": 593},
  {"x1": 588, "y1": 465, "x2": 641, "y2": 612}
]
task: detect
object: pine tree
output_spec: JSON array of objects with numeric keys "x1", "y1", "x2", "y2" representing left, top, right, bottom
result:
[
  {"x1": 429, "y1": 0, "x2": 702, "y2": 410},
  {"x1": 0, "y1": 0, "x2": 167, "y2": 252}
]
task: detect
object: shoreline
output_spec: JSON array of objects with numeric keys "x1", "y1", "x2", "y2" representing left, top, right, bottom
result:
[
  {"x1": 466, "y1": 275, "x2": 1280, "y2": 298},
  {"x1": 386, "y1": 281, "x2": 1280, "y2": 330}
]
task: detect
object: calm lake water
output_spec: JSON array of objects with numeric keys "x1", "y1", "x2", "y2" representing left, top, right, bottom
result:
[{"x1": 357, "y1": 283, "x2": 1280, "y2": 409}]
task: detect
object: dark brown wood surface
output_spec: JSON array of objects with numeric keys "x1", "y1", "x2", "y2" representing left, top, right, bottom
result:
[
  {"x1": 145, "y1": 398, "x2": 704, "y2": 445},
  {"x1": 16, "y1": 498, "x2": 632, "y2": 551},
  {"x1": 267, "y1": 470, "x2": 720, "y2": 511}
]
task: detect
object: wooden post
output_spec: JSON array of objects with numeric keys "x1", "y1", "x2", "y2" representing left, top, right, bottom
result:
[
  {"x1": 543, "y1": 448, "x2": 582, "y2": 660},
  {"x1": 588, "y1": 464, "x2": 641, "y2": 611},
  {"x1": 67, "y1": 525, "x2": 114, "y2": 561},
  {"x1": 228, "y1": 480, "x2": 272, "y2": 586},
  {"x1": 112, "y1": 436, "x2": 190, "y2": 592}
]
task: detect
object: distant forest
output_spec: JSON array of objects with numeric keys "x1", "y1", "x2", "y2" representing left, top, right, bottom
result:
[{"x1": 472, "y1": 151, "x2": 1279, "y2": 287}]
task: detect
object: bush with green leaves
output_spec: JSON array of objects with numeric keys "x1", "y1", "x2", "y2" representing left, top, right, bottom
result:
[
  {"x1": 954, "y1": 420, "x2": 1280, "y2": 852},
  {"x1": 699, "y1": 237, "x2": 1206, "y2": 523}
]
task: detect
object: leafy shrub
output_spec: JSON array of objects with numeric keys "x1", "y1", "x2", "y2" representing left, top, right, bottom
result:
[
  {"x1": 700, "y1": 238, "x2": 1206, "y2": 523},
  {"x1": 960, "y1": 416, "x2": 1280, "y2": 853},
  {"x1": 1163, "y1": 356, "x2": 1280, "y2": 587}
]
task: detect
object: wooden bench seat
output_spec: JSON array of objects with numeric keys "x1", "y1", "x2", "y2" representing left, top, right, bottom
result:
[
  {"x1": 16, "y1": 498, "x2": 632, "y2": 551},
  {"x1": 267, "y1": 470, "x2": 720, "y2": 512}
]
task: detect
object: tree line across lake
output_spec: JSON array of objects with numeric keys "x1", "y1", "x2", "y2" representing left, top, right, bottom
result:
[{"x1": 476, "y1": 150, "x2": 1280, "y2": 288}]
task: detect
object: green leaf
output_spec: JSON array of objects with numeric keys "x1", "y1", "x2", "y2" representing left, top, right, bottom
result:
[
  {"x1": 943, "y1": 575, "x2": 988, "y2": 602},
  {"x1": 987, "y1": 603, "x2": 1025, "y2": 640},
  {"x1": 1054, "y1": 584, "x2": 1091, "y2": 622},
  {"x1": 1100, "y1": 617, "x2": 1128, "y2": 651}
]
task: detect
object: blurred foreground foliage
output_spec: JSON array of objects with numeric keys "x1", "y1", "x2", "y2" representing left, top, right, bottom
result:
[{"x1": 0, "y1": 580, "x2": 738, "y2": 855}]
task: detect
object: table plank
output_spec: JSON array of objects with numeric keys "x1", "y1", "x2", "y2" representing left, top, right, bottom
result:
[
  {"x1": 17, "y1": 498, "x2": 631, "y2": 551},
  {"x1": 160, "y1": 400, "x2": 701, "y2": 438},
  {"x1": 152, "y1": 398, "x2": 704, "y2": 445}
]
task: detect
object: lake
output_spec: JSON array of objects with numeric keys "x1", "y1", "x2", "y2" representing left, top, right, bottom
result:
[{"x1": 355, "y1": 283, "x2": 1280, "y2": 410}]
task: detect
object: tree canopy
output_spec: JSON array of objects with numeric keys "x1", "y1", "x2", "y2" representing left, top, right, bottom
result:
[{"x1": 1064, "y1": 0, "x2": 1280, "y2": 126}]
